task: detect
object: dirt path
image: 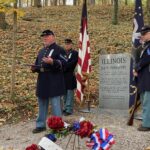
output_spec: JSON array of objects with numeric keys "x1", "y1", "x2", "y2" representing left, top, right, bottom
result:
[{"x1": 0, "y1": 109, "x2": 150, "y2": 150}]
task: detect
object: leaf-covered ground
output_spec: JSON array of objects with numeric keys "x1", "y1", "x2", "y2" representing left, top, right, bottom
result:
[{"x1": 0, "y1": 5, "x2": 146, "y2": 124}]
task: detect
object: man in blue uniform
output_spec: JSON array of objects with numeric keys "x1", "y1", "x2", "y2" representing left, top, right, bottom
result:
[
  {"x1": 63, "y1": 39, "x2": 78, "y2": 116},
  {"x1": 135, "y1": 25, "x2": 150, "y2": 131},
  {"x1": 31, "y1": 30, "x2": 67, "y2": 133}
]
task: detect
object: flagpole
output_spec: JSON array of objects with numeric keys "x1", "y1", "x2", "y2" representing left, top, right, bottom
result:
[
  {"x1": 76, "y1": 0, "x2": 92, "y2": 113},
  {"x1": 79, "y1": 73, "x2": 92, "y2": 113},
  {"x1": 127, "y1": 0, "x2": 144, "y2": 125},
  {"x1": 87, "y1": 75, "x2": 91, "y2": 111}
]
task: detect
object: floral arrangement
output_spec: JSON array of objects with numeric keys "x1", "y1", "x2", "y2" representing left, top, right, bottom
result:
[
  {"x1": 26, "y1": 116, "x2": 115, "y2": 150},
  {"x1": 74, "y1": 120, "x2": 94, "y2": 138},
  {"x1": 47, "y1": 116, "x2": 64, "y2": 130},
  {"x1": 47, "y1": 116, "x2": 70, "y2": 138},
  {"x1": 86, "y1": 128, "x2": 115, "y2": 150}
]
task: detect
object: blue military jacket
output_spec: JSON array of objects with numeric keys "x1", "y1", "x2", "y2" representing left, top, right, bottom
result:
[
  {"x1": 136, "y1": 42, "x2": 150, "y2": 93},
  {"x1": 64, "y1": 49, "x2": 78, "y2": 90},
  {"x1": 34, "y1": 43, "x2": 67, "y2": 99}
]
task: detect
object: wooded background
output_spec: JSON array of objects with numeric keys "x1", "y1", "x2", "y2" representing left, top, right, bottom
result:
[{"x1": 0, "y1": 0, "x2": 150, "y2": 124}]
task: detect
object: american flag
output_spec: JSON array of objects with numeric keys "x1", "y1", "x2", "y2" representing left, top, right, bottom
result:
[
  {"x1": 129, "y1": 0, "x2": 144, "y2": 115},
  {"x1": 76, "y1": 0, "x2": 91, "y2": 102}
]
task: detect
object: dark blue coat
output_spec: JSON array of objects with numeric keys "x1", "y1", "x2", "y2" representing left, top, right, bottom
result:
[
  {"x1": 136, "y1": 42, "x2": 150, "y2": 93},
  {"x1": 34, "y1": 43, "x2": 67, "y2": 99},
  {"x1": 64, "y1": 49, "x2": 78, "y2": 90}
]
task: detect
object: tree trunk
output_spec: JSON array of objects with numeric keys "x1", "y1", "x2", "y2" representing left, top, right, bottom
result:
[
  {"x1": 31, "y1": 0, "x2": 33, "y2": 6},
  {"x1": 78, "y1": 0, "x2": 82, "y2": 5},
  {"x1": 102, "y1": 0, "x2": 107, "y2": 5},
  {"x1": 111, "y1": 0, "x2": 113, "y2": 5},
  {"x1": 45, "y1": 0, "x2": 48, "y2": 6},
  {"x1": 88, "y1": 0, "x2": 95, "y2": 5},
  {"x1": 63, "y1": 0, "x2": 66, "y2": 5},
  {"x1": 147, "y1": 0, "x2": 150, "y2": 25},
  {"x1": 34, "y1": 0, "x2": 42, "y2": 7},
  {"x1": 0, "y1": 12, "x2": 9, "y2": 29},
  {"x1": 58, "y1": 0, "x2": 61, "y2": 5},
  {"x1": 112, "y1": 0, "x2": 118, "y2": 25},
  {"x1": 54, "y1": 0, "x2": 57, "y2": 5},
  {"x1": 10, "y1": 0, "x2": 17, "y2": 101},
  {"x1": 125, "y1": 0, "x2": 128, "y2": 5},
  {"x1": 73, "y1": 0, "x2": 77, "y2": 5},
  {"x1": 27, "y1": 0, "x2": 29, "y2": 7},
  {"x1": 18, "y1": 0, "x2": 22, "y2": 7},
  {"x1": 51, "y1": 0, "x2": 57, "y2": 6}
]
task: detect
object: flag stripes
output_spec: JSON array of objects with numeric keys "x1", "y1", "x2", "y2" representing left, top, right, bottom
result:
[{"x1": 76, "y1": 0, "x2": 91, "y2": 102}]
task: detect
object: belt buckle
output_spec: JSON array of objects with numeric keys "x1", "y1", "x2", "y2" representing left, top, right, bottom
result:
[{"x1": 40, "y1": 68, "x2": 44, "y2": 72}]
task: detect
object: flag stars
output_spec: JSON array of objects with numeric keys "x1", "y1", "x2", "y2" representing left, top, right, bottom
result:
[
  {"x1": 139, "y1": 13, "x2": 142, "y2": 16},
  {"x1": 138, "y1": 6, "x2": 141, "y2": 9}
]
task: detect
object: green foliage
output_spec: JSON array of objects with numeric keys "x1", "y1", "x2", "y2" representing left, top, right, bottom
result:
[
  {"x1": 0, "y1": 0, "x2": 24, "y2": 17},
  {"x1": 0, "y1": 0, "x2": 15, "y2": 12},
  {"x1": 48, "y1": 128, "x2": 70, "y2": 138},
  {"x1": 0, "y1": 0, "x2": 15, "y2": 4},
  {"x1": 0, "y1": 0, "x2": 15, "y2": 7}
]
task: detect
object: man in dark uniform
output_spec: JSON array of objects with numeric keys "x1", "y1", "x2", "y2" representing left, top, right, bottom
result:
[
  {"x1": 135, "y1": 25, "x2": 150, "y2": 131},
  {"x1": 63, "y1": 39, "x2": 78, "y2": 116},
  {"x1": 31, "y1": 30, "x2": 67, "y2": 133}
]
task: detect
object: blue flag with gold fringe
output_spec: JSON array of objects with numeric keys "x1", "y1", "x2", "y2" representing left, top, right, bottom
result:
[{"x1": 129, "y1": 0, "x2": 144, "y2": 116}]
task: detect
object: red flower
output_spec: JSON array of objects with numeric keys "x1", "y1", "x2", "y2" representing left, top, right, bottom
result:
[
  {"x1": 76, "y1": 121, "x2": 93, "y2": 138},
  {"x1": 47, "y1": 116, "x2": 64, "y2": 130},
  {"x1": 25, "y1": 144, "x2": 39, "y2": 150}
]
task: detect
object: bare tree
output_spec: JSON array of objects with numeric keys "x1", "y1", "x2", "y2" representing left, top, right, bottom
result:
[
  {"x1": 31, "y1": 0, "x2": 33, "y2": 6},
  {"x1": 112, "y1": 0, "x2": 118, "y2": 25},
  {"x1": 18, "y1": 0, "x2": 22, "y2": 7},
  {"x1": 0, "y1": 12, "x2": 9, "y2": 29},
  {"x1": 62, "y1": 0, "x2": 66, "y2": 5},
  {"x1": 101, "y1": 0, "x2": 113, "y2": 5},
  {"x1": 125, "y1": 0, "x2": 128, "y2": 5},
  {"x1": 10, "y1": 0, "x2": 17, "y2": 101},
  {"x1": 34, "y1": 0, "x2": 42, "y2": 7},
  {"x1": 27, "y1": 0, "x2": 29, "y2": 7},
  {"x1": 111, "y1": 0, "x2": 113, "y2": 5},
  {"x1": 73, "y1": 0, "x2": 77, "y2": 5},
  {"x1": 88, "y1": 0, "x2": 95, "y2": 5},
  {"x1": 54, "y1": 0, "x2": 58, "y2": 5},
  {"x1": 101, "y1": 0, "x2": 106, "y2": 5},
  {"x1": 50, "y1": 0, "x2": 58, "y2": 6},
  {"x1": 45, "y1": 0, "x2": 48, "y2": 6}
]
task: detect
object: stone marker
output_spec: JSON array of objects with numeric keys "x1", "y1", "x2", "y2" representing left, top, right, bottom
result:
[{"x1": 99, "y1": 53, "x2": 130, "y2": 110}]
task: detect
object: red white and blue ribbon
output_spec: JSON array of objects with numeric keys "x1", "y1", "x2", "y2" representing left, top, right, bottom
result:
[
  {"x1": 99, "y1": 128, "x2": 109, "y2": 141},
  {"x1": 88, "y1": 128, "x2": 115, "y2": 150}
]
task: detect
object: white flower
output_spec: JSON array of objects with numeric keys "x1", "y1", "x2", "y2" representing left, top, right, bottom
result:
[{"x1": 79, "y1": 117, "x2": 85, "y2": 122}]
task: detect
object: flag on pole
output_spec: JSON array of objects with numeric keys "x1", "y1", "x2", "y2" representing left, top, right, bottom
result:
[
  {"x1": 129, "y1": 0, "x2": 144, "y2": 114},
  {"x1": 132, "y1": 0, "x2": 144, "y2": 48},
  {"x1": 76, "y1": 0, "x2": 91, "y2": 102}
]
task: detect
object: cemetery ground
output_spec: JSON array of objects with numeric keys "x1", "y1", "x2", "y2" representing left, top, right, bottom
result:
[
  {"x1": 0, "y1": 5, "x2": 150, "y2": 150},
  {"x1": 0, "y1": 108, "x2": 150, "y2": 150}
]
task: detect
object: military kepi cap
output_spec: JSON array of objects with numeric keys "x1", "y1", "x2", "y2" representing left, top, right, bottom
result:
[
  {"x1": 41, "y1": 29, "x2": 54, "y2": 36},
  {"x1": 141, "y1": 25, "x2": 150, "y2": 35},
  {"x1": 65, "y1": 38, "x2": 73, "y2": 44}
]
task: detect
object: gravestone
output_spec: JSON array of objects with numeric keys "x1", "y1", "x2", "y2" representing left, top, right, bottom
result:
[{"x1": 99, "y1": 53, "x2": 130, "y2": 110}]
